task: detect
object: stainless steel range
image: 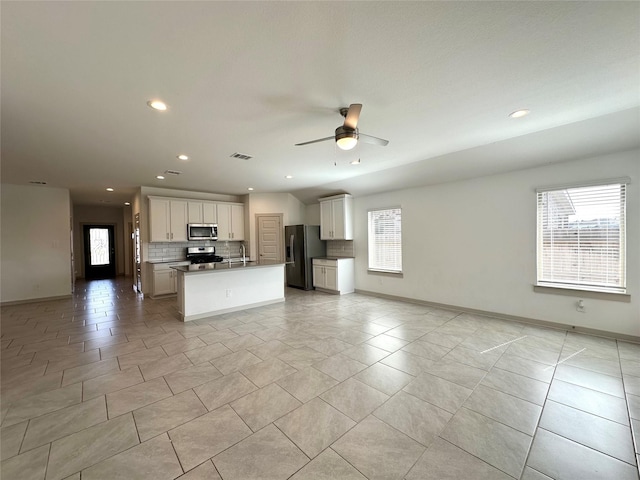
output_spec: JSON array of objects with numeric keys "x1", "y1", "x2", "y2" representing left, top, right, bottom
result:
[{"x1": 186, "y1": 246, "x2": 223, "y2": 264}]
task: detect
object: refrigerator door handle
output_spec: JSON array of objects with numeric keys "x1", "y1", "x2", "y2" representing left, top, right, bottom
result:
[{"x1": 289, "y1": 234, "x2": 295, "y2": 264}]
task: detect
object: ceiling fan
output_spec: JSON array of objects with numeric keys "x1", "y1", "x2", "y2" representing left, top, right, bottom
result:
[{"x1": 295, "y1": 104, "x2": 389, "y2": 150}]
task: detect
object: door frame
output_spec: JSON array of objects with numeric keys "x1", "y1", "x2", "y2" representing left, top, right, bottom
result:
[
  {"x1": 255, "y1": 213, "x2": 284, "y2": 263},
  {"x1": 82, "y1": 224, "x2": 117, "y2": 279}
]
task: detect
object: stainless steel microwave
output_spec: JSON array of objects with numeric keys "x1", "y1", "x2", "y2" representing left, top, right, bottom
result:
[{"x1": 187, "y1": 224, "x2": 218, "y2": 241}]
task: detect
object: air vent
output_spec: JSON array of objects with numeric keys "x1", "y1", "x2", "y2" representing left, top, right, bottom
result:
[
  {"x1": 29, "y1": 181, "x2": 47, "y2": 185},
  {"x1": 164, "y1": 170, "x2": 182, "y2": 176},
  {"x1": 230, "y1": 152, "x2": 253, "y2": 160}
]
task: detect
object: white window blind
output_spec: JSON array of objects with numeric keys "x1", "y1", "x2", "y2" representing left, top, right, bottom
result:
[
  {"x1": 368, "y1": 208, "x2": 402, "y2": 273},
  {"x1": 536, "y1": 181, "x2": 626, "y2": 293}
]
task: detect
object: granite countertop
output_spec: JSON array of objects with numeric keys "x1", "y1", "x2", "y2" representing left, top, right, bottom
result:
[
  {"x1": 171, "y1": 259, "x2": 284, "y2": 273},
  {"x1": 146, "y1": 259, "x2": 189, "y2": 264},
  {"x1": 313, "y1": 256, "x2": 355, "y2": 260}
]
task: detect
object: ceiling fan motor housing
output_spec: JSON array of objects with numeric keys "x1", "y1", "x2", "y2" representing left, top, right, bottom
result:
[{"x1": 335, "y1": 125, "x2": 358, "y2": 141}]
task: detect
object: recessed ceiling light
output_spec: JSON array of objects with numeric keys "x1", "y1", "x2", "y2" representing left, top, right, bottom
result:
[
  {"x1": 247, "y1": 187, "x2": 254, "y2": 191},
  {"x1": 509, "y1": 109, "x2": 530, "y2": 118},
  {"x1": 156, "y1": 175, "x2": 165, "y2": 180},
  {"x1": 124, "y1": 202, "x2": 131, "y2": 206},
  {"x1": 350, "y1": 158, "x2": 361, "y2": 165},
  {"x1": 285, "y1": 175, "x2": 293, "y2": 179},
  {"x1": 147, "y1": 100, "x2": 168, "y2": 111},
  {"x1": 106, "y1": 187, "x2": 114, "y2": 192},
  {"x1": 177, "y1": 154, "x2": 189, "y2": 161}
]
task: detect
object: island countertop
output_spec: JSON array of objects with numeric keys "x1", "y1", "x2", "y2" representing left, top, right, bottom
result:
[{"x1": 171, "y1": 259, "x2": 285, "y2": 274}]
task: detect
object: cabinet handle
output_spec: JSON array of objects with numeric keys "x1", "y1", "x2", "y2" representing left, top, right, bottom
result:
[{"x1": 166, "y1": 233, "x2": 169, "y2": 239}]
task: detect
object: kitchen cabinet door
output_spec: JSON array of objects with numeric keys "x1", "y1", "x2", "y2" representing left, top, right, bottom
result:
[
  {"x1": 324, "y1": 266, "x2": 338, "y2": 291},
  {"x1": 188, "y1": 201, "x2": 203, "y2": 224},
  {"x1": 169, "y1": 200, "x2": 188, "y2": 241},
  {"x1": 216, "y1": 204, "x2": 232, "y2": 240},
  {"x1": 153, "y1": 270, "x2": 174, "y2": 296},
  {"x1": 320, "y1": 201, "x2": 333, "y2": 240},
  {"x1": 319, "y1": 195, "x2": 353, "y2": 240},
  {"x1": 312, "y1": 264, "x2": 325, "y2": 288},
  {"x1": 230, "y1": 204, "x2": 245, "y2": 240},
  {"x1": 331, "y1": 198, "x2": 346, "y2": 240},
  {"x1": 149, "y1": 197, "x2": 171, "y2": 242},
  {"x1": 202, "y1": 202, "x2": 217, "y2": 224}
]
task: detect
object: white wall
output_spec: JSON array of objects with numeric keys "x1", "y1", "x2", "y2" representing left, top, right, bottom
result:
[
  {"x1": 245, "y1": 193, "x2": 307, "y2": 260},
  {"x1": 73, "y1": 205, "x2": 126, "y2": 278},
  {"x1": 353, "y1": 149, "x2": 640, "y2": 337},
  {"x1": 1, "y1": 184, "x2": 72, "y2": 303}
]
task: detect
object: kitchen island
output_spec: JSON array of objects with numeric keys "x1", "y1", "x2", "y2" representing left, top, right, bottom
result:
[{"x1": 172, "y1": 260, "x2": 285, "y2": 322}]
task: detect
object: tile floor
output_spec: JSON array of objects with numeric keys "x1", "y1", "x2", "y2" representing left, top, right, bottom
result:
[{"x1": 1, "y1": 278, "x2": 639, "y2": 480}]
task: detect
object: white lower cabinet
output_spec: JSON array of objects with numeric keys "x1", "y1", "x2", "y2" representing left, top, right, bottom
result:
[
  {"x1": 312, "y1": 258, "x2": 354, "y2": 295},
  {"x1": 151, "y1": 261, "x2": 190, "y2": 297}
]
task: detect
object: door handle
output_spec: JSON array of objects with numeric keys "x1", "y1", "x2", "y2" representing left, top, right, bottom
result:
[{"x1": 290, "y1": 235, "x2": 295, "y2": 264}]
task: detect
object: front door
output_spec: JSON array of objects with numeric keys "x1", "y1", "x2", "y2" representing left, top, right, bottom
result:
[
  {"x1": 256, "y1": 214, "x2": 283, "y2": 262},
  {"x1": 83, "y1": 225, "x2": 116, "y2": 279}
]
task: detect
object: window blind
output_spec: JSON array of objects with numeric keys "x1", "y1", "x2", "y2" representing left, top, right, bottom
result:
[
  {"x1": 536, "y1": 182, "x2": 626, "y2": 293},
  {"x1": 368, "y1": 208, "x2": 402, "y2": 273}
]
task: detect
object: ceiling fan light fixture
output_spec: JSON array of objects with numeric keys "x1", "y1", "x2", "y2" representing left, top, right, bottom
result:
[{"x1": 335, "y1": 126, "x2": 358, "y2": 150}]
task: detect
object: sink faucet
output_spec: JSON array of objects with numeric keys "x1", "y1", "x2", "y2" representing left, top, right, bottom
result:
[{"x1": 241, "y1": 244, "x2": 246, "y2": 263}]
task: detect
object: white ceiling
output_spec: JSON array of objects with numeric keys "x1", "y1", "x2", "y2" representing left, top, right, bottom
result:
[{"x1": 2, "y1": 1, "x2": 639, "y2": 206}]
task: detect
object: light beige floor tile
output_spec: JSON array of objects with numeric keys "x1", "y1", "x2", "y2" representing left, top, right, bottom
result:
[
  {"x1": 374, "y1": 390, "x2": 451, "y2": 446},
  {"x1": 139, "y1": 352, "x2": 193, "y2": 380},
  {"x1": 441, "y1": 407, "x2": 531, "y2": 478},
  {"x1": 403, "y1": 372, "x2": 472, "y2": 414},
  {"x1": 161, "y1": 336, "x2": 207, "y2": 356},
  {"x1": 142, "y1": 330, "x2": 185, "y2": 348},
  {"x1": 313, "y1": 354, "x2": 367, "y2": 382},
  {"x1": 231, "y1": 383, "x2": 301, "y2": 431},
  {"x1": 406, "y1": 437, "x2": 513, "y2": 480},
  {"x1": 320, "y1": 378, "x2": 389, "y2": 422},
  {"x1": 82, "y1": 433, "x2": 183, "y2": 480},
  {"x1": 464, "y1": 384, "x2": 542, "y2": 435},
  {"x1": 289, "y1": 448, "x2": 366, "y2": 480},
  {"x1": 481, "y1": 368, "x2": 549, "y2": 405},
  {"x1": 2, "y1": 383, "x2": 81, "y2": 427},
  {"x1": 442, "y1": 345, "x2": 502, "y2": 371},
  {"x1": 0, "y1": 443, "x2": 49, "y2": 480},
  {"x1": 507, "y1": 342, "x2": 559, "y2": 366},
  {"x1": 275, "y1": 397, "x2": 355, "y2": 458},
  {"x1": 277, "y1": 347, "x2": 327, "y2": 370},
  {"x1": 134, "y1": 389, "x2": 207, "y2": 441},
  {"x1": 424, "y1": 359, "x2": 487, "y2": 389},
  {"x1": 117, "y1": 345, "x2": 168, "y2": 370},
  {"x1": 521, "y1": 466, "x2": 554, "y2": 480},
  {"x1": 539, "y1": 400, "x2": 636, "y2": 464},
  {"x1": 332, "y1": 415, "x2": 425, "y2": 480},
  {"x1": 45, "y1": 350, "x2": 101, "y2": 374},
  {"x1": 222, "y1": 333, "x2": 264, "y2": 352},
  {"x1": 183, "y1": 342, "x2": 234, "y2": 365},
  {"x1": 1, "y1": 420, "x2": 27, "y2": 460},
  {"x1": 528, "y1": 428, "x2": 638, "y2": 480},
  {"x1": 211, "y1": 350, "x2": 262, "y2": 375},
  {"x1": 197, "y1": 329, "x2": 239, "y2": 345},
  {"x1": 240, "y1": 357, "x2": 297, "y2": 388},
  {"x1": 276, "y1": 367, "x2": 338, "y2": 403},
  {"x1": 380, "y1": 350, "x2": 434, "y2": 376},
  {"x1": 46, "y1": 413, "x2": 139, "y2": 480},
  {"x1": 2, "y1": 369, "x2": 63, "y2": 405},
  {"x1": 247, "y1": 339, "x2": 293, "y2": 360},
  {"x1": 169, "y1": 404, "x2": 252, "y2": 472},
  {"x1": 624, "y1": 374, "x2": 640, "y2": 396},
  {"x1": 212, "y1": 424, "x2": 308, "y2": 480},
  {"x1": 61, "y1": 357, "x2": 120, "y2": 386},
  {"x1": 84, "y1": 334, "x2": 128, "y2": 351},
  {"x1": 304, "y1": 337, "x2": 352, "y2": 356},
  {"x1": 32, "y1": 343, "x2": 85, "y2": 363},
  {"x1": 106, "y1": 376, "x2": 173, "y2": 418},
  {"x1": 99, "y1": 339, "x2": 146, "y2": 359},
  {"x1": 194, "y1": 371, "x2": 257, "y2": 411},
  {"x1": 177, "y1": 460, "x2": 221, "y2": 479},
  {"x1": 548, "y1": 379, "x2": 629, "y2": 425},
  {"x1": 563, "y1": 353, "x2": 623, "y2": 378},
  {"x1": 401, "y1": 340, "x2": 451, "y2": 361},
  {"x1": 493, "y1": 353, "x2": 554, "y2": 383},
  {"x1": 22, "y1": 396, "x2": 107, "y2": 451},
  {"x1": 82, "y1": 366, "x2": 144, "y2": 400},
  {"x1": 164, "y1": 362, "x2": 222, "y2": 394},
  {"x1": 354, "y1": 362, "x2": 413, "y2": 395},
  {"x1": 365, "y1": 333, "x2": 409, "y2": 353},
  {"x1": 554, "y1": 363, "x2": 625, "y2": 398},
  {"x1": 341, "y1": 344, "x2": 390, "y2": 365}
]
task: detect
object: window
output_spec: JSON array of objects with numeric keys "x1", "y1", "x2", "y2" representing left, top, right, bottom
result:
[
  {"x1": 368, "y1": 207, "x2": 402, "y2": 273},
  {"x1": 536, "y1": 179, "x2": 627, "y2": 293}
]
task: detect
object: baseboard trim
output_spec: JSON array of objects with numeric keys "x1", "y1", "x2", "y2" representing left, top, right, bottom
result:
[
  {"x1": 1, "y1": 294, "x2": 73, "y2": 307},
  {"x1": 354, "y1": 289, "x2": 640, "y2": 344}
]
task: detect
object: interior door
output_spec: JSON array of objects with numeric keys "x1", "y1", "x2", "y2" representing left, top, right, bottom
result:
[
  {"x1": 83, "y1": 225, "x2": 116, "y2": 279},
  {"x1": 257, "y1": 214, "x2": 283, "y2": 262}
]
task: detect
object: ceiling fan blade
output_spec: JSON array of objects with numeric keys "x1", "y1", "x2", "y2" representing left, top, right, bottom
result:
[
  {"x1": 359, "y1": 133, "x2": 389, "y2": 146},
  {"x1": 343, "y1": 103, "x2": 362, "y2": 130},
  {"x1": 294, "y1": 136, "x2": 334, "y2": 146}
]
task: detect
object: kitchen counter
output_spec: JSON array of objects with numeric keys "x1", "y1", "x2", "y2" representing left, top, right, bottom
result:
[
  {"x1": 171, "y1": 259, "x2": 282, "y2": 273},
  {"x1": 313, "y1": 256, "x2": 355, "y2": 260},
  {"x1": 173, "y1": 260, "x2": 285, "y2": 321}
]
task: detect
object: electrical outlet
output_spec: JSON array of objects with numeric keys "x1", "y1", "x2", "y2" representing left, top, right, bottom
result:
[
  {"x1": 226, "y1": 289, "x2": 232, "y2": 298},
  {"x1": 576, "y1": 299, "x2": 586, "y2": 313}
]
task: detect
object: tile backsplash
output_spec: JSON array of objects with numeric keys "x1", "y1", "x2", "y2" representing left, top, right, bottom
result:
[
  {"x1": 147, "y1": 241, "x2": 245, "y2": 262},
  {"x1": 326, "y1": 240, "x2": 355, "y2": 257}
]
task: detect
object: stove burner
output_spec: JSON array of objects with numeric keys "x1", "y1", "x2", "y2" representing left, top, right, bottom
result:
[
  {"x1": 186, "y1": 246, "x2": 223, "y2": 264},
  {"x1": 190, "y1": 255, "x2": 223, "y2": 264}
]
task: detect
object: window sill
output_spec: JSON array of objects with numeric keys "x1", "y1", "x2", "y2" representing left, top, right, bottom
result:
[
  {"x1": 533, "y1": 284, "x2": 630, "y2": 302},
  {"x1": 368, "y1": 269, "x2": 403, "y2": 278}
]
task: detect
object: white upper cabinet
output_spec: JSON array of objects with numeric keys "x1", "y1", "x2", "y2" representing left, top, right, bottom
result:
[
  {"x1": 187, "y1": 201, "x2": 217, "y2": 224},
  {"x1": 150, "y1": 197, "x2": 189, "y2": 242},
  {"x1": 216, "y1": 203, "x2": 244, "y2": 241},
  {"x1": 319, "y1": 194, "x2": 353, "y2": 240},
  {"x1": 169, "y1": 200, "x2": 188, "y2": 241}
]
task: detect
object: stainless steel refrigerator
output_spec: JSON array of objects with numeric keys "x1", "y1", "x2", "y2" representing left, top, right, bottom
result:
[{"x1": 285, "y1": 225, "x2": 326, "y2": 290}]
